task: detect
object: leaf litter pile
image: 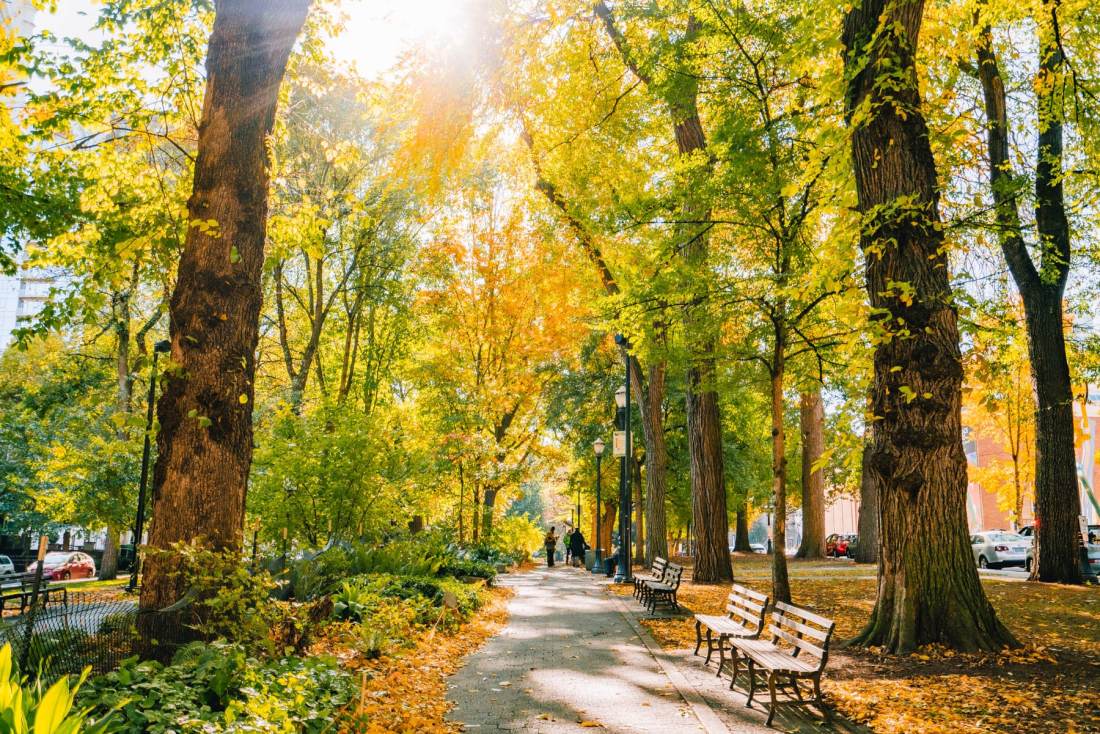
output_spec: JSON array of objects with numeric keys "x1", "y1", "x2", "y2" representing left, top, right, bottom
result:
[
  {"x1": 319, "y1": 585, "x2": 513, "y2": 733},
  {"x1": 612, "y1": 554, "x2": 1099, "y2": 734}
]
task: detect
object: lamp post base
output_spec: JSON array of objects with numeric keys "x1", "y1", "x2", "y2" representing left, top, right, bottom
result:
[{"x1": 591, "y1": 550, "x2": 602, "y2": 574}]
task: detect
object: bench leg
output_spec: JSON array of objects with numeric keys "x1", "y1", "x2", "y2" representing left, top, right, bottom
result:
[
  {"x1": 704, "y1": 628, "x2": 714, "y2": 664},
  {"x1": 791, "y1": 674, "x2": 804, "y2": 701},
  {"x1": 716, "y1": 635, "x2": 726, "y2": 676},
  {"x1": 766, "y1": 671, "x2": 778, "y2": 727},
  {"x1": 693, "y1": 620, "x2": 703, "y2": 656},
  {"x1": 745, "y1": 659, "x2": 756, "y2": 706},
  {"x1": 728, "y1": 649, "x2": 739, "y2": 689}
]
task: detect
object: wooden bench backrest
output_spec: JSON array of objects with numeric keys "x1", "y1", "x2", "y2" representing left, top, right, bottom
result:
[
  {"x1": 767, "y1": 601, "x2": 835, "y2": 672},
  {"x1": 662, "y1": 563, "x2": 684, "y2": 589},
  {"x1": 726, "y1": 584, "x2": 769, "y2": 633},
  {"x1": 651, "y1": 557, "x2": 668, "y2": 577}
]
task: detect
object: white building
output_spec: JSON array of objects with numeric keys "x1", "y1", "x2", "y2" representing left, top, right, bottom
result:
[{"x1": 0, "y1": 2, "x2": 62, "y2": 351}]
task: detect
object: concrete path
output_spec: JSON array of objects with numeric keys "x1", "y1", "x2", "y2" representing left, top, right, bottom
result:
[{"x1": 447, "y1": 566, "x2": 757, "y2": 733}]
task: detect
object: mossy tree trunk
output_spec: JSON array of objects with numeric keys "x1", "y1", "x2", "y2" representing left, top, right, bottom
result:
[{"x1": 842, "y1": 0, "x2": 1017, "y2": 652}]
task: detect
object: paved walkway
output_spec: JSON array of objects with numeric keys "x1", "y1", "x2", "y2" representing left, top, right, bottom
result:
[{"x1": 447, "y1": 566, "x2": 776, "y2": 733}]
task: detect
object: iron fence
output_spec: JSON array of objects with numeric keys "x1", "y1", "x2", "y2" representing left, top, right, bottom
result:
[{"x1": 0, "y1": 590, "x2": 187, "y2": 681}]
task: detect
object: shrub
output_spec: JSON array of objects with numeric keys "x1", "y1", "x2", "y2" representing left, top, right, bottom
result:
[
  {"x1": 76, "y1": 641, "x2": 354, "y2": 734},
  {"x1": 168, "y1": 541, "x2": 280, "y2": 652},
  {"x1": 0, "y1": 643, "x2": 114, "y2": 734},
  {"x1": 488, "y1": 515, "x2": 543, "y2": 563},
  {"x1": 438, "y1": 556, "x2": 497, "y2": 582}
]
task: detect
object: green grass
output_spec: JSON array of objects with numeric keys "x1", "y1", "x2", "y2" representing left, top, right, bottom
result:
[{"x1": 62, "y1": 577, "x2": 129, "y2": 592}]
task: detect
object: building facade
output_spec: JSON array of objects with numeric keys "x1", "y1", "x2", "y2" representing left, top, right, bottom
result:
[{"x1": 964, "y1": 394, "x2": 1100, "y2": 532}]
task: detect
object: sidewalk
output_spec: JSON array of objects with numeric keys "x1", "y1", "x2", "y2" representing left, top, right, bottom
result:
[{"x1": 446, "y1": 566, "x2": 765, "y2": 733}]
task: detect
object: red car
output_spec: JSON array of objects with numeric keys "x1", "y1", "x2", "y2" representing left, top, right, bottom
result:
[
  {"x1": 26, "y1": 551, "x2": 96, "y2": 580},
  {"x1": 825, "y1": 534, "x2": 856, "y2": 558}
]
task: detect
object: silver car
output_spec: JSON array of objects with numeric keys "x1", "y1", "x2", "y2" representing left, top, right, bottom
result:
[{"x1": 970, "y1": 531, "x2": 1030, "y2": 569}]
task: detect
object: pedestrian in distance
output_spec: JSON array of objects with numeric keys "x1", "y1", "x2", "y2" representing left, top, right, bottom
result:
[
  {"x1": 564, "y1": 527, "x2": 574, "y2": 565},
  {"x1": 569, "y1": 528, "x2": 589, "y2": 568},
  {"x1": 544, "y1": 527, "x2": 558, "y2": 567}
]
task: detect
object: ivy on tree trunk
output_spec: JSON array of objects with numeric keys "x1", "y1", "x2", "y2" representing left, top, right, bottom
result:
[
  {"x1": 140, "y1": 0, "x2": 311, "y2": 622},
  {"x1": 842, "y1": 0, "x2": 1017, "y2": 653}
]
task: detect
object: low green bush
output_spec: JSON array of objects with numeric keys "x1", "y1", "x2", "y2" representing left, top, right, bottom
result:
[
  {"x1": 76, "y1": 641, "x2": 353, "y2": 734},
  {"x1": 438, "y1": 556, "x2": 497, "y2": 582}
]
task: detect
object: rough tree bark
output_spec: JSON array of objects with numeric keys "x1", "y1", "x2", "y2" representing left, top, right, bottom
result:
[
  {"x1": 633, "y1": 454, "x2": 644, "y2": 565},
  {"x1": 733, "y1": 503, "x2": 752, "y2": 552},
  {"x1": 769, "y1": 348, "x2": 791, "y2": 604},
  {"x1": 854, "y1": 443, "x2": 879, "y2": 564},
  {"x1": 842, "y1": 0, "x2": 1016, "y2": 652},
  {"x1": 796, "y1": 388, "x2": 826, "y2": 559},
  {"x1": 973, "y1": 15, "x2": 1080, "y2": 583},
  {"x1": 140, "y1": 0, "x2": 311, "y2": 618},
  {"x1": 595, "y1": 2, "x2": 731, "y2": 583}
]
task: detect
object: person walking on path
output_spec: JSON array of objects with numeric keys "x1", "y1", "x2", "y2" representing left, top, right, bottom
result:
[
  {"x1": 544, "y1": 527, "x2": 558, "y2": 567},
  {"x1": 564, "y1": 528, "x2": 574, "y2": 565},
  {"x1": 569, "y1": 528, "x2": 589, "y2": 568}
]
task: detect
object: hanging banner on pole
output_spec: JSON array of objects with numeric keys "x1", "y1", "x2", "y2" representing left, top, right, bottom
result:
[{"x1": 613, "y1": 431, "x2": 629, "y2": 457}]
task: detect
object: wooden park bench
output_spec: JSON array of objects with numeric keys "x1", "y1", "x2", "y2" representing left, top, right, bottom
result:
[
  {"x1": 640, "y1": 562, "x2": 683, "y2": 613},
  {"x1": 728, "y1": 601, "x2": 835, "y2": 727},
  {"x1": 693, "y1": 583, "x2": 769, "y2": 674},
  {"x1": 0, "y1": 576, "x2": 68, "y2": 615},
  {"x1": 632, "y1": 557, "x2": 667, "y2": 601}
]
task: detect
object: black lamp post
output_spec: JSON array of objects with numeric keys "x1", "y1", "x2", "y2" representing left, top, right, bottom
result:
[
  {"x1": 592, "y1": 438, "x2": 605, "y2": 573},
  {"x1": 128, "y1": 338, "x2": 171, "y2": 593},
  {"x1": 614, "y1": 334, "x2": 632, "y2": 583}
]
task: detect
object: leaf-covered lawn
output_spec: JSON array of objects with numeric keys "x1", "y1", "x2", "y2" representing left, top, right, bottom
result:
[
  {"x1": 615, "y1": 554, "x2": 1100, "y2": 734},
  {"x1": 324, "y1": 584, "x2": 513, "y2": 733}
]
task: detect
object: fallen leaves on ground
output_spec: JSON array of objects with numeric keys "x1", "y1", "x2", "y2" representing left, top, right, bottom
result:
[
  {"x1": 619, "y1": 554, "x2": 1100, "y2": 734},
  {"x1": 320, "y1": 585, "x2": 513, "y2": 733}
]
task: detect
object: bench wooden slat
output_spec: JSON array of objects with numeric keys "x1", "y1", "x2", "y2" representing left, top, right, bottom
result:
[
  {"x1": 770, "y1": 611, "x2": 830, "y2": 642},
  {"x1": 770, "y1": 625, "x2": 827, "y2": 660},
  {"x1": 774, "y1": 600, "x2": 833, "y2": 629},
  {"x1": 731, "y1": 584, "x2": 768, "y2": 604}
]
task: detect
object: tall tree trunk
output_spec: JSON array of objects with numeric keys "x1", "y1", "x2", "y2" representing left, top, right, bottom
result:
[
  {"x1": 140, "y1": 0, "x2": 310, "y2": 619},
  {"x1": 639, "y1": 360, "x2": 669, "y2": 564},
  {"x1": 523, "y1": 130, "x2": 670, "y2": 566},
  {"x1": 769, "y1": 355, "x2": 791, "y2": 604},
  {"x1": 472, "y1": 484, "x2": 481, "y2": 544},
  {"x1": 596, "y1": 3, "x2": 730, "y2": 584},
  {"x1": 973, "y1": 17, "x2": 1080, "y2": 583},
  {"x1": 854, "y1": 444, "x2": 879, "y2": 564},
  {"x1": 633, "y1": 454, "x2": 644, "y2": 565},
  {"x1": 842, "y1": 0, "x2": 1016, "y2": 652},
  {"x1": 99, "y1": 526, "x2": 121, "y2": 580},
  {"x1": 733, "y1": 502, "x2": 751, "y2": 552},
  {"x1": 103, "y1": 288, "x2": 133, "y2": 582},
  {"x1": 482, "y1": 487, "x2": 498, "y2": 539},
  {"x1": 796, "y1": 388, "x2": 826, "y2": 559},
  {"x1": 601, "y1": 500, "x2": 617, "y2": 563}
]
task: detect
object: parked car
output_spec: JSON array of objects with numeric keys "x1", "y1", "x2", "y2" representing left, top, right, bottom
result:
[
  {"x1": 0, "y1": 556, "x2": 13, "y2": 577},
  {"x1": 750, "y1": 543, "x2": 767, "y2": 554},
  {"x1": 1017, "y1": 524, "x2": 1100, "y2": 575},
  {"x1": 825, "y1": 533, "x2": 857, "y2": 558},
  {"x1": 970, "y1": 531, "x2": 1030, "y2": 569},
  {"x1": 26, "y1": 551, "x2": 96, "y2": 580}
]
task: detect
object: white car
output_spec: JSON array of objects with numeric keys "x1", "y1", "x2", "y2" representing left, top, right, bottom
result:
[
  {"x1": 970, "y1": 531, "x2": 1030, "y2": 569},
  {"x1": 0, "y1": 556, "x2": 13, "y2": 577}
]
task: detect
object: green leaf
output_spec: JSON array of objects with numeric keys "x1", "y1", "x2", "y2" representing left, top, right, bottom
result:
[{"x1": 33, "y1": 677, "x2": 72, "y2": 734}]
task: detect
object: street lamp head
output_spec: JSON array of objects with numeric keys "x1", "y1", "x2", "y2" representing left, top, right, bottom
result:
[
  {"x1": 593, "y1": 438, "x2": 605, "y2": 457},
  {"x1": 614, "y1": 385, "x2": 627, "y2": 409},
  {"x1": 153, "y1": 339, "x2": 172, "y2": 354}
]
